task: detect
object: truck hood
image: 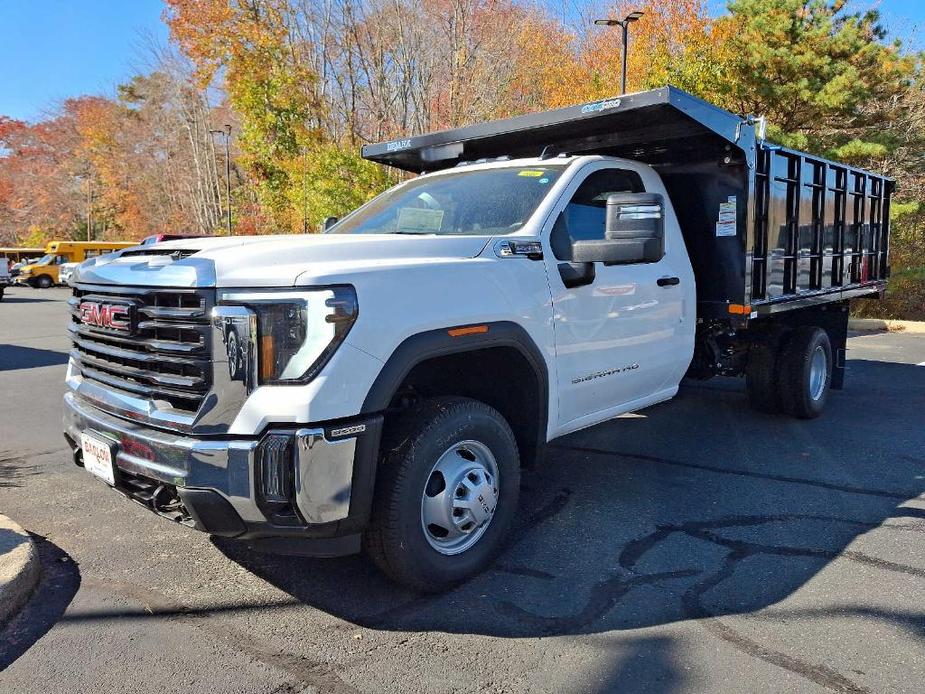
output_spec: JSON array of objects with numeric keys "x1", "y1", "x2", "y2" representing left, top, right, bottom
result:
[{"x1": 74, "y1": 234, "x2": 493, "y2": 288}]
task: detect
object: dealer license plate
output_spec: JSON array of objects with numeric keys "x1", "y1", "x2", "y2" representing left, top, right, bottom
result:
[{"x1": 80, "y1": 432, "x2": 116, "y2": 485}]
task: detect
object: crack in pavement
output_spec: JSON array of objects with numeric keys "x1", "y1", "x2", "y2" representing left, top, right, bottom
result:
[
  {"x1": 80, "y1": 578, "x2": 360, "y2": 694},
  {"x1": 493, "y1": 512, "x2": 925, "y2": 693}
]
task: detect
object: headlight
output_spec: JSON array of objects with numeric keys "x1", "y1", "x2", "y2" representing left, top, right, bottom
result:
[{"x1": 218, "y1": 286, "x2": 358, "y2": 384}]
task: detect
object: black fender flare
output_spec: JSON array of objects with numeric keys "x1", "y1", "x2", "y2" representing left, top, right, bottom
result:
[{"x1": 360, "y1": 321, "x2": 549, "y2": 460}]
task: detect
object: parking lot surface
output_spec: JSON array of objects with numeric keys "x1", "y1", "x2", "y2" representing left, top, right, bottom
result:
[{"x1": 1, "y1": 284, "x2": 923, "y2": 693}]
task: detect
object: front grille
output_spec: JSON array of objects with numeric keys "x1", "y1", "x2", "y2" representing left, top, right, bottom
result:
[{"x1": 69, "y1": 284, "x2": 213, "y2": 414}]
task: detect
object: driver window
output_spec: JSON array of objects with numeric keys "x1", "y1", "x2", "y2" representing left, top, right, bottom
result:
[{"x1": 550, "y1": 168, "x2": 644, "y2": 261}]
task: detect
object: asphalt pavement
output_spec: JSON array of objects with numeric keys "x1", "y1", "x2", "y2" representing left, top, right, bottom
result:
[{"x1": 1, "y1": 284, "x2": 923, "y2": 693}]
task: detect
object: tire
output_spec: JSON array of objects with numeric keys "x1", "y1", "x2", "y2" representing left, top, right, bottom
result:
[
  {"x1": 745, "y1": 340, "x2": 781, "y2": 414},
  {"x1": 36, "y1": 275, "x2": 52, "y2": 289},
  {"x1": 364, "y1": 397, "x2": 520, "y2": 592},
  {"x1": 777, "y1": 327, "x2": 832, "y2": 419},
  {"x1": 226, "y1": 329, "x2": 240, "y2": 380}
]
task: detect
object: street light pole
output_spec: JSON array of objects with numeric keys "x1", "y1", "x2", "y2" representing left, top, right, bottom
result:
[
  {"x1": 594, "y1": 11, "x2": 644, "y2": 95},
  {"x1": 302, "y1": 148, "x2": 309, "y2": 234},
  {"x1": 86, "y1": 178, "x2": 92, "y2": 242},
  {"x1": 210, "y1": 126, "x2": 233, "y2": 235}
]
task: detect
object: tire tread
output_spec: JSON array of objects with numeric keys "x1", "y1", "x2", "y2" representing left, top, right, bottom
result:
[{"x1": 364, "y1": 397, "x2": 518, "y2": 592}]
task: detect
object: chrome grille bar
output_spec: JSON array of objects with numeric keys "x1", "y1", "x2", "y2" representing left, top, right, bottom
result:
[{"x1": 70, "y1": 284, "x2": 213, "y2": 414}]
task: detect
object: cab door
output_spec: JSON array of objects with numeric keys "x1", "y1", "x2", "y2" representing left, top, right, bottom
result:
[{"x1": 543, "y1": 161, "x2": 694, "y2": 433}]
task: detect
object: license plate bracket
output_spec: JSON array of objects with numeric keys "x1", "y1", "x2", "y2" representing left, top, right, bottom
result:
[{"x1": 80, "y1": 431, "x2": 117, "y2": 486}]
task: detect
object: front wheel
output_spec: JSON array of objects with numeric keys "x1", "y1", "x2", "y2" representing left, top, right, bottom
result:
[
  {"x1": 35, "y1": 275, "x2": 53, "y2": 289},
  {"x1": 364, "y1": 397, "x2": 520, "y2": 592}
]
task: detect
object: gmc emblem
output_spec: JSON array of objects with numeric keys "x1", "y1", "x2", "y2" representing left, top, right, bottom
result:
[{"x1": 79, "y1": 301, "x2": 133, "y2": 332}]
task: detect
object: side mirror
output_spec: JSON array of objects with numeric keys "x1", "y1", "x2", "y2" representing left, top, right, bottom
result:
[
  {"x1": 568, "y1": 193, "x2": 665, "y2": 265},
  {"x1": 321, "y1": 216, "x2": 339, "y2": 231},
  {"x1": 603, "y1": 192, "x2": 664, "y2": 264}
]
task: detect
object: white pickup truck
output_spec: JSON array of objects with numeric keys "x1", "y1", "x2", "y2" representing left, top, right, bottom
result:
[{"x1": 64, "y1": 88, "x2": 892, "y2": 591}]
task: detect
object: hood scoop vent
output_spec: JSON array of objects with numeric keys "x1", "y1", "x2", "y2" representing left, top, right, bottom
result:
[{"x1": 120, "y1": 248, "x2": 199, "y2": 260}]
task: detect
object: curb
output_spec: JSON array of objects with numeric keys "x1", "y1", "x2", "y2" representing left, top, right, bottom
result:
[
  {"x1": 0, "y1": 514, "x2": 40, "y2": 626},
  {"x1": 848, "y1": 318, "x2": 925, "y2": 333}
]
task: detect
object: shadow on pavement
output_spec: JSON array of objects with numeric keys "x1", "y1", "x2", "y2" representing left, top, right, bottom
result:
[
  {"x1": 208, "y1": 358, "x2": 923, "y2": 688},
  {"x1": 0, "y1": 344, "x2": 69, "y2": 371},
  {"x1": 0, "y1": 535, "x2": 81, "y2": 671},
  {"x1": 0, "y1": 296, "x2": 57, "y2": 304}
]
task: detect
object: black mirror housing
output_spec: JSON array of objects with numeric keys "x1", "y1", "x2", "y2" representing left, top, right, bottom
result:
[
  {"x1": 572, "y1": 238, "x2": 650, "y2": 265},
  {"x1": 603, "y1": 192, "x2": 665, "y2": 263},
  {"x1": 321, "y1": 216, "x2": 339, "y2": 231}
]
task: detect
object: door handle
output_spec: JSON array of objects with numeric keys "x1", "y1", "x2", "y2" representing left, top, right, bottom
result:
[{"x1": 657, "y1": 276, "x2": 680, "y2": 287}]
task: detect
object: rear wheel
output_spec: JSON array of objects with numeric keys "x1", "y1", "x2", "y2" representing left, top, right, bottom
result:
[
  {"x1": 777, "y1": 327, "x2": 832, "y2": 419},
  {"x1": 364, "y1": 397, "x2": 520, "y2": 592}
]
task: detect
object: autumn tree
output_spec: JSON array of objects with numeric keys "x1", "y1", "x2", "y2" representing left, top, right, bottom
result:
[{"x1": 166, "y1": 0, "x2": 323, "y2": 229}]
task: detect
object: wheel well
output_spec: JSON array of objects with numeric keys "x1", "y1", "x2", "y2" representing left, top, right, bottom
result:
[{"x1": 386, "y1": 346, "x2": 545, "y2": 467}]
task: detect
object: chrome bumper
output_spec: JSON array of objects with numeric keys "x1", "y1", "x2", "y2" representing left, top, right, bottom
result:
[{"x1": 63, "y1": 391, "x2": 381, "y2": 548}]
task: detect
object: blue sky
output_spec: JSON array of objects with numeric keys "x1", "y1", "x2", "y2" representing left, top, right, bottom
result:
[
  {"x1": 0, "y1": 0, "x2": 168, "y2": 122},
  {"x1": 0, "y1": 1, "x2": 922, "y2": 123}
]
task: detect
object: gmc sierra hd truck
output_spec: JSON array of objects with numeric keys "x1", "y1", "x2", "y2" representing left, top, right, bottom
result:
[{"x1": 64, "y1": 87, "x2": 893, "y2": 591}]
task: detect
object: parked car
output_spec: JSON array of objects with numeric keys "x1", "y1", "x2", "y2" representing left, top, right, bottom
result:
[
  {"x1": 58, "y1": 262, "x2": 80, "y2": 287},
  {"x1": 140, "y1": 233, "x2": 204, "y2": 246},
  {"x1": 63, "y1": 87, "x2": 893, "y2": 591},
  {"x1": 0, "y1": 257, "x2": 10, "y2": 300},
  {"x1": 1, "y1": 248, "x2": 45, "y2": 278}
]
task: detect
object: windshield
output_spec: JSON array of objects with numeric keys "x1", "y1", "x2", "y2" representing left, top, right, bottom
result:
[
  {"x1": 330, "y1": 165, "x2": 566, "y2": 236},
  {"x1": 34, "y1": 254, "x2": 56, "y2": 265}
]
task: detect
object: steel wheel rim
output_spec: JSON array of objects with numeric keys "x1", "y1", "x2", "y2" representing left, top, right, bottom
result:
[
  {"x1": 809, "y1": 345, "x2": 827, "y2": 401},
  {"x1": 420, "y1": 439, "x2": 500, "y2": 555}
]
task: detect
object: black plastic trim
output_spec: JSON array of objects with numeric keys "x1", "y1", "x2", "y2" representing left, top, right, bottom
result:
[
  {"x1": 360, "y1": 321, "x2": 549, "y2": 464},
  {"x1": 178, "y1": 488, "x2": 247, "y2": 538}
]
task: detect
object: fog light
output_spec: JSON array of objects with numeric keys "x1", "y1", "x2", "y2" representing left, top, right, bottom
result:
[{"x1": 257, "y1": 434, "x2": 294, "y2": 505}]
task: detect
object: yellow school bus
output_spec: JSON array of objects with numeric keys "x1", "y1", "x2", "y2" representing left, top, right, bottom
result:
[
  {"x1": 0, "y1": 247, "x2": 45, "y2": 265},
  {"x1": 15, "y1": 241, "x2": 136, "y2": 287}
]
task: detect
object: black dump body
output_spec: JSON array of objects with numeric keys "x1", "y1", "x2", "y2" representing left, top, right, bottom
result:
[{"x1": 362, "y1": 87, "x2": 893, "y2": 321}]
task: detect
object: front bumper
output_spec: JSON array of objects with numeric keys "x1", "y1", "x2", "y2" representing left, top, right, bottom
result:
[{"x1": 63, "y1": 391, "x2": 382, "y2": 555}]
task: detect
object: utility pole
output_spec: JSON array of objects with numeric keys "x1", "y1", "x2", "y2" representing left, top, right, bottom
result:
[
  {"x1": 209, "y1": 125, "x2": 233, "y2": 235},
  {"x1": 594, "y1": 11, "x2": 644, "y2": 95}
]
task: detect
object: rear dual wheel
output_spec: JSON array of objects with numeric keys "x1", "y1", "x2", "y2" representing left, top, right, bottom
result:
[{"x1": 746, "y1": 326, "x2": 832, "y2": 419}]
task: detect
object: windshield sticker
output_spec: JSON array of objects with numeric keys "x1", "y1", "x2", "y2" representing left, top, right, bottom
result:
[
  {"x1": 518, "y1": 170, "x2": 545, "y2": 177},
  {"x1": 397, "y1": 207, "x2": 444, "y2": 233},
  {"x1": 581, "y1": 98, "x2": 621, "y2": 114},
  {"x1": 538, "y1": 178, "x2": 550, "y2": 184},
  {"x1": 715, "y1": 196, "x2": 737, "y2": 237}
]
